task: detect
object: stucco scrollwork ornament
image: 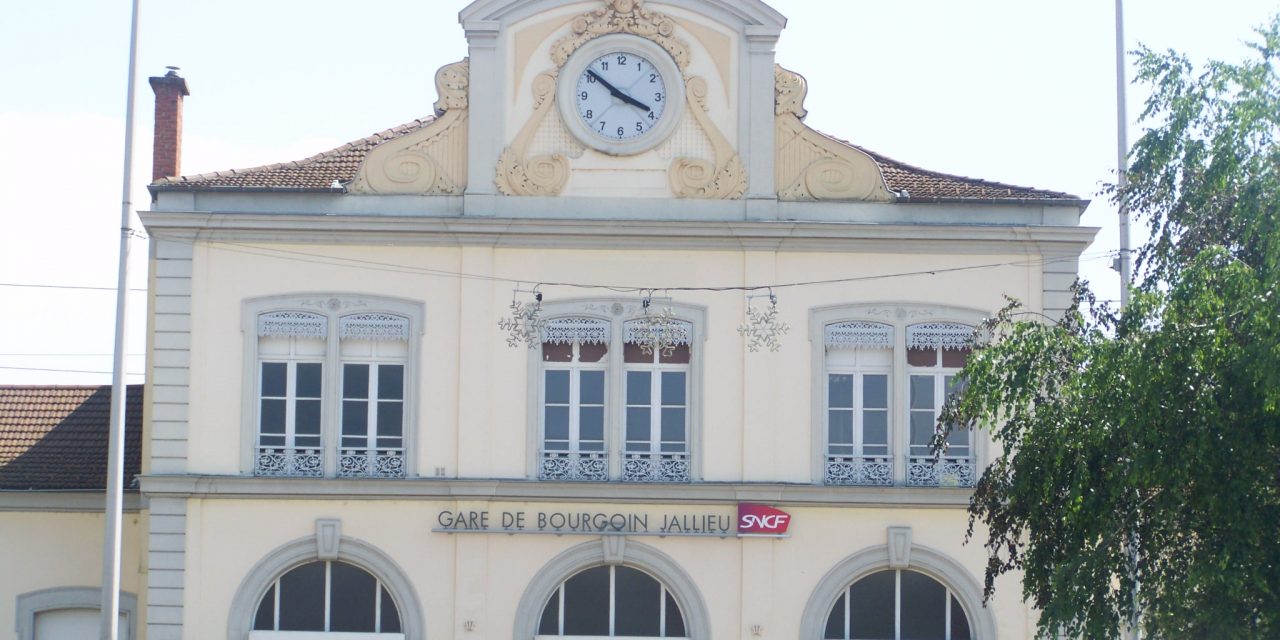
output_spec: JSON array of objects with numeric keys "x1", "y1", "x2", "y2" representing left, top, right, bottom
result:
[
  {"x1": 350, "y1": 59, "x2": 470, "y2": 195},
  {"x1": 774, "y1": 64, "x2": 895, "y2": 203},
  {"x1": 552, "y1": 0, "x2": 690, "y2": 71},
  {"x1": 496, "y1": 73, "x2": 571, "y2": 196},
  {"x1": 669, "y1": 76, "x2": 747, "y2": 199}
]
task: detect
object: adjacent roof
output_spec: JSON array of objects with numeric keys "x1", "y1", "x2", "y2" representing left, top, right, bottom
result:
[
  {"x1": 0, "y1": 385, "x2": 144, "y2": 492},
  {"x1": 152, "y1": 116, "x2": 1082, "y2": 203}
]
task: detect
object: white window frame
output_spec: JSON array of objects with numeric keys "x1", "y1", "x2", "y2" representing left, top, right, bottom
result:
[
  {"x1": 338, "y1": 336, "x2": 409, "y2": 478},
  {"x1": 536, "y1": 565, "x2": 688, "y2": 639},
  {"x1": 15, "y1": 588, "x2": 137, "y2": 640},
  {"x1": 241, "y1": 295, "x2": 423, "y2": 478},
  {"x1": 824, "y1": 569, "x2": 971, "y2": 640},
  {"x1": 809, "y1": 304, "x2": 988, "y2": 487},
  {"x1": 526, "y1": 299, "x2": 706, "y2": 482},
  {"x1": 249, "y1": 560, "x2": 404, "y2": 638}
]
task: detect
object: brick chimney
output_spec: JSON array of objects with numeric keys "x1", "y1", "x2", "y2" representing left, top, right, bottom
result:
[{"x1": 149, "y1": 67, "x2": 190, "y2": 182}]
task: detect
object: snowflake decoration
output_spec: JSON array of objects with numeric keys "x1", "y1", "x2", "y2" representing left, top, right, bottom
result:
[
  {"x1": 738, "y1": 294, "x2": 790, "y2": 352},
  {"x1": 636, "y1": 297, "x2": 680, "y2": 358},
  {"x1": 498, "y1": 292, "x2": 544, "y2": 349}
]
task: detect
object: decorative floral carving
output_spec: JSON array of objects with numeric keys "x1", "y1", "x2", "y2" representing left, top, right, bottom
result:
[
  {"x1": 774, "y1": 64, "x2": 808, "y2": 119},
  {"x1": 669, "y1": 76, "x2": 747, "y2": 199},
  {"x1": 258, "y1": 311, "x2": 328, "y2": 339},
  {"x1": 542, "y1": 317, "x2": 611, "y2": 345},
  {"x1": 623, "y1": 452, "x2": 690, "y2": 483},
  {"x1": 496, "y1": 73, "x2": 571, "y2": 196},
  {"x1": 774, "y1": 64, "x2": 894, "y2": 202},
  {"x1": 350, "y1": 59, "x2": 469, "y2": 195},
  {"x1": 339, "y1": 313, "x2": 411, "y2": 342},
  {"x1": 825, "y1": 455, "x2": 894, "y2": 486},
  {"x1": 540, "y1": 451, "x2": 609, "y2": 482},
  {"x1": 552, "y1": 0, "x2": 689, "y2": 71},
  {"x1": 907, "y1": 457, "x2": 976, "y2": 487},
  {"x1": 624, "y1": 313, "x2": 692, "y2": 356}
]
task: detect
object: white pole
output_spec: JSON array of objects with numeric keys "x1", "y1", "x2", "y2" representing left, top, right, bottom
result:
[
  {"x1": 1115, "y1": 0, "x2": 1133, "y2": 309},
  {"x1": 101, "y1": 0, "x2": 141, "y2": 637}
]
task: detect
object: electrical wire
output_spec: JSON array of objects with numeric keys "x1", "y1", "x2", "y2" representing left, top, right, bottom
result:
[
  {"x1": 0, "y1": 366, "x2": 144, "y2": 376},
  {"x1": 0, "y1": 283, "x2": 148, "y2": 292}
]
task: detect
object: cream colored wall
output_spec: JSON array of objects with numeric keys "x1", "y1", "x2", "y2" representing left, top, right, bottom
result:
[
  {"x1": 182, "y1": 498, "x2": 1033, "y2": 639},
  {"x1": 186, "y1": 240, "x2": 1039, "y2": 480},
  {"x1": 0, "y1": 510, "x2": 146, "y2": 637}
]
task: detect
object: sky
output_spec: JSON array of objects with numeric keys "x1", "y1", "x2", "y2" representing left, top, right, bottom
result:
[{"x1": 0, "y1": 0, "x2": 1274, "y2": 385}]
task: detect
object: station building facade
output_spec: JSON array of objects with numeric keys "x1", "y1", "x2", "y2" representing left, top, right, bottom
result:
[{"x1": 3, "y1": 1, "x2": 1098, "y2": 638}]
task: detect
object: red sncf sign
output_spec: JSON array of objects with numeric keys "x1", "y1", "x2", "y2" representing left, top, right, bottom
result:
[{"x1": 737, "y1": 503, "x2": 791, "y2": 535}]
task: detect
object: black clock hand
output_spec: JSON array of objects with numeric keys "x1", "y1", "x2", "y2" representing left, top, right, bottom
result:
[{"x1": 587, "y1": 70, "x2": 651, "y2": 113}]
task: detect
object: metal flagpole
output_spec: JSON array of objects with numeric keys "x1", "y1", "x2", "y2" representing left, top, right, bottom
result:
[
  {"x1": 1115, "y1": 0, "x2": 1133, "y2": 309},
  {"x1": 101, "y1": 0, "x2": 142, "y2": 637}
]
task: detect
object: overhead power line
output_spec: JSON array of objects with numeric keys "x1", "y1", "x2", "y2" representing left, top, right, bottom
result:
[
  {"x1": 0, "y1": 366, "x2": 144, "y2": 376},
  {"x1": 0, "y1": 282, "x2": 148, "y2": 292}
]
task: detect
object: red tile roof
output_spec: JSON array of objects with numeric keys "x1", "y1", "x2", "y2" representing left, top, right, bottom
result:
[
  {"x1": 152, "y1": 117, "x2": 1082, "y2": 203},
  {"x1": 0, "y1": 386, "x2": 144, "y2": 491}
]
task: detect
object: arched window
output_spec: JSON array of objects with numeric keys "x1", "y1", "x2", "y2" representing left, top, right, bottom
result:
[
  {"x1": 823, "y1": 570, "x2": 970, "y2": 640},
  {"x1": 251, "y1": 560, "x2": 403, "y2": 637},
  {"x1": 537, "y1": 565, "x2": 687, "y2": 638}
]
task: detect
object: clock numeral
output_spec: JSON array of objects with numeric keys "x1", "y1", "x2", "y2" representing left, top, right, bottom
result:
[
  {"x1": 587, "y1": 74, "x2": 596, "y2": 84},
  {"x1": 650, "y1": 73, "x2": 658, "y2": 83},
  {"x1": 617, "y1": 126, "x2": 625, "y2": 138},
  {"x1": 599, "y1": 121, "x2": 608, "y2": 132},
  {"x1": 580, "y1": 91, "x2": 589, "y2": 101},
  {"x1": 647, "y1": 112, "x2": 655, "y2": 121},
  {"x1": 601, "y1": 61, "x2": 609, "y2": 71},
  {"x1": 585, "y1": 110, "x2": 593, "y2": 120},
  {"x1": 636, "y1": 122, "x2": 644, "y2": 133},
  {"x1": 617, "y1": 54, "x2": 628, "y2": 66},
  {"x1": 654, "y1": 93, "x2": 663, "y2": 102}
]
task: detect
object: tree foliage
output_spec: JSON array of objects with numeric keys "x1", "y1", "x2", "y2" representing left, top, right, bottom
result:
[{"x1": 941, "y1": 17, "x2": 1280, "y2": 638}]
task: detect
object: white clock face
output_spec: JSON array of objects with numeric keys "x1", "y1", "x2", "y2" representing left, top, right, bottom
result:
[{"x1": 574, "y1": 50, "x2": 669, "y2": 142}]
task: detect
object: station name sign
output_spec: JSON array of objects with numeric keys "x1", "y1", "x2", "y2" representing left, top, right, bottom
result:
[{"x1": 434, "y1": 503, "x2": 791, "y2": 539}]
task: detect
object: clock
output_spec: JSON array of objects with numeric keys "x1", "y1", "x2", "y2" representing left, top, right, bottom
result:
[{"x1": 557, "y1": 35, "x2": 685, "y2": 156}]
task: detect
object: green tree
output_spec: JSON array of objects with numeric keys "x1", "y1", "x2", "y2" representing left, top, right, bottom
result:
[{"x1": 941, "y1": 17, "x2": 1280, "y2": 638}]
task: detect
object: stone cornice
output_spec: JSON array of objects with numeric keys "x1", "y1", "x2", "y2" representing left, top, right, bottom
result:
[
  {"x1": 138, "y1": 475, "x2": 973, "y2": 508},
  {"x1": 140, "y1": 211, "x2": 1098, "y2": 255},
  {"x1": 0, "y1": 491, "x2": 145, "y2": 513}
]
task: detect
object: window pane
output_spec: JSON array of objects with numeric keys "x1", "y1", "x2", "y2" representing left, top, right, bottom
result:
[
  {"x1": 545, "y1": 370, "x2": 570, "y2": 404},
  {"x1": 911, "y1": 411, "x2": 937, "y2": 450},
  {"x1": 950, "y1": 595, "x2": 971, "y2": 640},
  {"x1": 342, "y1": 400, "x2": 368, "y2": 436},
  {"x1": 941, "y1": 347, "x2": 971, "y2": 368},
  {"x1": 579, "y1": 342, "x2": 608, "y2": 363},
  {"x1": 296, "y1": 399, "x2": 321, "y2": 435},
  {"x1": 329, "y1": 562, "x2": 377, "y2": 633},
  {"x1": 543, "y1": 342, "x2": 573, "y2": 363},
  {"x1": 381, "y1": 586, "x2": 401, "y2": 633},
  {"x1": 377, "y1": 402, "x2": 403, "y2": 438},
  {"x1": 378, "y1": 365, "x2": 404, "y2": 400},
  {"x1": 627, "y1": 371, "x2": 652, "y2": 405},
  {"x1": 296, "y1": 363, "x2": 323, "y2": 398},
  {"x1": 562, "y1": 567, "x2": 610, "y2": 636},
  {"x1": 260, "y1": 399, "x2": 286, "y2": 435},
  {"x1": 907, "y1": 347, "x2": 938, "y2": 367},
  {"x1": 825, "y1": 592, "x2": 846, "y2": 639},
  {"x1": 278, "y1": 562, "x2": 325, "y2": 631},
  {"x1": 343, "y1": 364, "x2": 369, "y2": 399},
  {"x1": 580, "y1": 407, "x2": 604, "y2": 442},
  {"x1": 863, "y1": 375, "x2": 888, "y2": 409},
  {"x1": 901, "y1": 570, "x2": 947, "y2": 640},
  {"x1": 661, "y1": 372, "x2": 686, "y2": 406},
  {"x1": 848, "y1": 570, "x2": 894, "y2": 640},
  {"x1": 614, "y1": 566, "x2": 661, "y2": 637},
  {"x1": 580, "y1": 371, "x2": 605, "y2": 405},
  {"x1": 828, "y1": 374, "x2": 853, "y2": 409},
  {"x1": 544, "y1": 407, "x2": 570, "y2": 442},
  {"x1": 623, "y1": 342, "x2": 651, "y2": 363},
  {"x1": 660, "y1": 408, "x2": 685, "y2": 443},
  {"x1": 627, "y1": 407, "x2": 652, "y2": 445},
  {"x1": 664, "y1": 591, "x2": 686, "y2": 638},
  {"x1": 261, "y1": 362, "x2": 287, "y2": 397},
  {"x1": 863, "y1": 410, "x2": 888, "y2": 447},
  {"x1": 910, "y1": 375, "x2": 935, "y2": 410},
  {"x1": 660, "y1": 343, "x2": 691, "y2": 364},
  {"x1": 539, "y1": 589, "x2": 560, "y2": 635},
  {"x1": 254, "y1": 584, "x2": 276, "y2": 630},
  {"x1": 828, "y1": 410, "x2": 854, "y2": 447}
]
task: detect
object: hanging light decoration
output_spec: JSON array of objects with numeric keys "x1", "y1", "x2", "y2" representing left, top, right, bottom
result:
[
  {"x1": 498, "y1": 287, "x2": 544, "y2": 349},
  {"x1": 636, "y1": 292, "x2": 681, "y2": 358},
  {"x1": 739, "y1": 290, "x2": 790, "y2": 352}
]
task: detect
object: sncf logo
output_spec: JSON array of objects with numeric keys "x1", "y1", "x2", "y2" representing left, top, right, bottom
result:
[{"x1": 737, "y1": 503, "x2": 792, "y2": 535}]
